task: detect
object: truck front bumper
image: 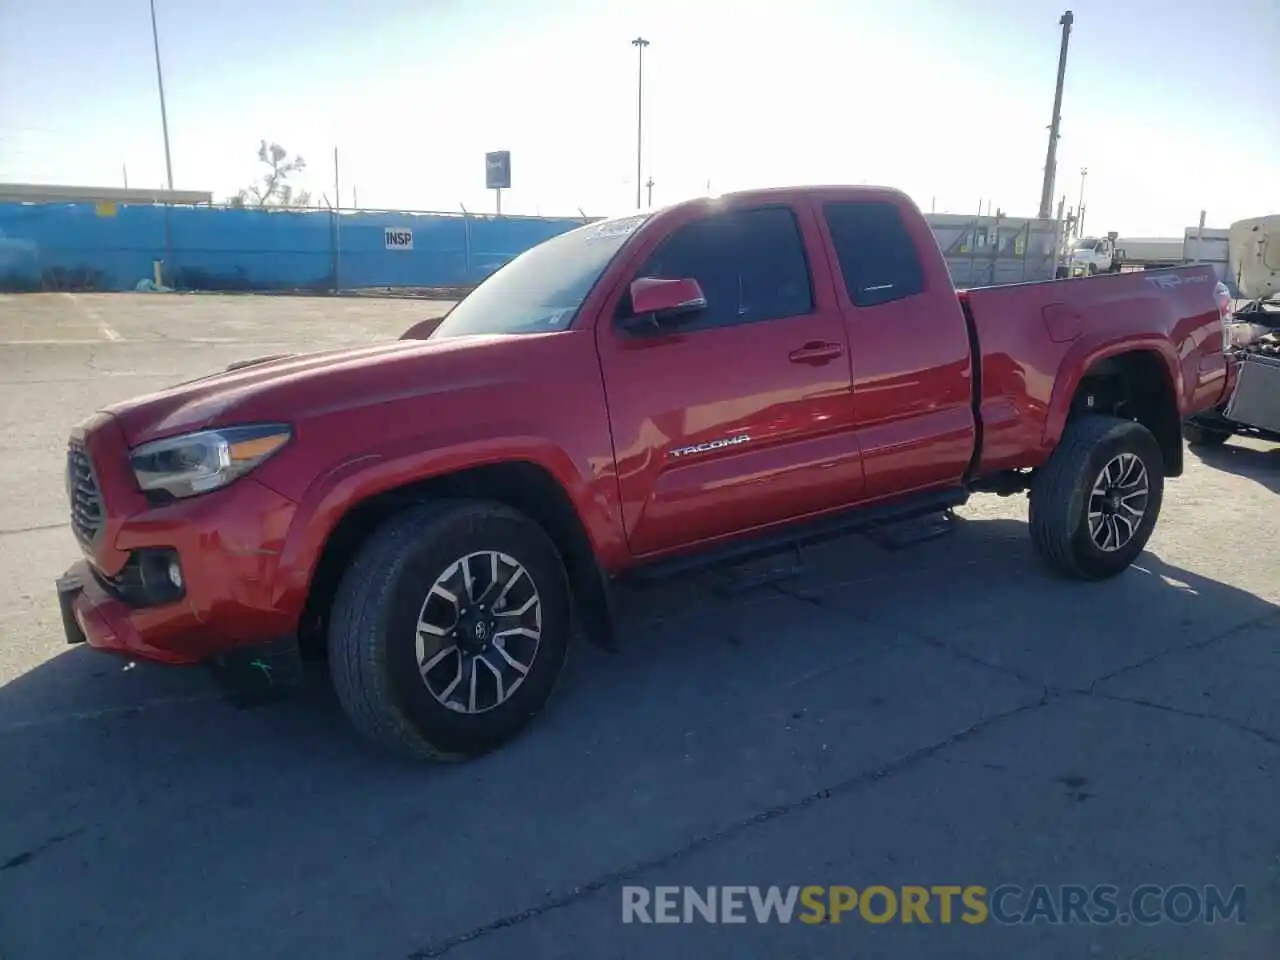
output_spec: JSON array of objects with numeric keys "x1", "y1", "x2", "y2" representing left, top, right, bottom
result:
[
  {"x1": 56, "y1": 560, "x2": 205, "y2": 663},
  {"x1": 56, "y1": 415, "x2": 304, "y2": 665}
]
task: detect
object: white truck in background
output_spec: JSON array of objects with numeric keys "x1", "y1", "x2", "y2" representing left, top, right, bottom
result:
[
  {"x1": 1065, "y1": 232, "x2": 1185, "y2": 276},
  {"x1": 1068, "y1": 231, "x2": 1240, "y2": 285},
  {"x1": 1066, "y1": 234, "x2": 1119, "y2": 275}
]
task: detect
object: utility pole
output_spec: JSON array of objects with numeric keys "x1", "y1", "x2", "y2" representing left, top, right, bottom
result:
[
  {"x1": 645, "y1": 177, "x2": 654, "y2": 208},
  {"x1": 1076, "y1": 166, "x2": 1088, "y2": 237},
  {"x1": 1037, "y1": 10, "x2": 1074, "y2": 220},
  {"x1": 632, "y1": 36, "x2": 650, "y2": 210},
  {"x1": 149, "y1": 0, "x2": 174, "y2": 192}
]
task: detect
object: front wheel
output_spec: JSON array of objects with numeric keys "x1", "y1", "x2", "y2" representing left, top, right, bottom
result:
[
  {"x1": 328, "y1": 500, "x2": 572, "y2": 760},
  {"x1": 1029, "y1": 415, "x2": 1165, "y2": 580}
]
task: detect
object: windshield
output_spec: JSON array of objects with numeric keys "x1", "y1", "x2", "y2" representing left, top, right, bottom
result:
[
  {"x1": 1073, "y1": 238, "x2": 1099, "y2": 251},
  {"x1": 430, "y1": 215, "x2": 649, "y2": 338}
]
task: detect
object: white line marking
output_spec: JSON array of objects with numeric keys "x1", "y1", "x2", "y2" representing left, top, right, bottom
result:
[
  {"x1": 96, "y1": 317, "x2": 122, "y2": 341},
  {"x1": 0, "y1": 339, "x2": 122, "y2": 345},
  {"x1": 0, "y1": 337, "x2": 242, "y2": 345}
]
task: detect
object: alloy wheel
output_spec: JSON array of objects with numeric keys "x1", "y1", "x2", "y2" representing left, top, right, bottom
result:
[
  {"x1": 1087, "y1": 453, "x2": 1149, "y2": 552},
  {"x1": 414, "y1": 551, "x2": 542, "y2": 714}
]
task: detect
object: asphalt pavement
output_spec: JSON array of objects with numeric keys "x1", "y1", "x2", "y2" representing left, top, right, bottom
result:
[{"x1": 0, "y1": 293, "x2": 1276, "y2": 959}]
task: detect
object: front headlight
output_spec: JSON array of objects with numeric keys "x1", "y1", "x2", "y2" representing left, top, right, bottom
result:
[{"x1": 129, "y1": 423, "x2": 292, "y2": 500}]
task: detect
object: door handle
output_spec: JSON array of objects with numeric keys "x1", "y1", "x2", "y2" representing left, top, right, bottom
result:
[{"x1": 788, "y1": 341, "x2": 845, "y2": 365}]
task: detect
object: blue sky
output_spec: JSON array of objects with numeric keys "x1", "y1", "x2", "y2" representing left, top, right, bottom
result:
[{"x1": 0, "y1": 0, "x2": 1276, "y2": 234}]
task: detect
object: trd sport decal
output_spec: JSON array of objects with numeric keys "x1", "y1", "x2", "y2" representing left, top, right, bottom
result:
[{"x1": 669, "y1": 434, "x2": 751, "y2": 459}]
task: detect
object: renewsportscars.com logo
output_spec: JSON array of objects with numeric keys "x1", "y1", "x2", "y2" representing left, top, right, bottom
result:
[{"x1": 621, "y1": 884, "x2": 1247, "y2": 926}]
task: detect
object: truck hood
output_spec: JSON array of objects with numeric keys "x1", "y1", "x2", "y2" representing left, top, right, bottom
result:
[{"x1": 103, "y1": 334, "x2": 513, "y2": 446}]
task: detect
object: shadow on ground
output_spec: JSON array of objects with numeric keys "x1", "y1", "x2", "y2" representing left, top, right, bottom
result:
[
  {"x1": 1190, "y1": 440, "x2": 1280, "y2": 494},
  {"x1": 0, "y1": 516, "x2": 1276, "y2": 959}
]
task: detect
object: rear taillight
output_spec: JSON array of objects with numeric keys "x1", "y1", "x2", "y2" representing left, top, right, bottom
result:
[{"x1": 1215, "y1": 281, "x2": 1233, "y2": 351}]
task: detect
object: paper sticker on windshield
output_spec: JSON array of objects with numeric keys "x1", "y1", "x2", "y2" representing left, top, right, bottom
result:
[{"x1": 585, "y1": 215, "x2": 647, "y2": 241}]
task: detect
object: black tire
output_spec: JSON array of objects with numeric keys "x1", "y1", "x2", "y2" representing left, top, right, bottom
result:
[
  {"x1": 328, "y1": 500, "x2": 572, "y2": 760},
  {"x1": 1182, "y1": 422, "x2": 1231, "y2": 448},
  {"x1": 1029, "y1": 415, "x2": 1165, "y2": 580}
]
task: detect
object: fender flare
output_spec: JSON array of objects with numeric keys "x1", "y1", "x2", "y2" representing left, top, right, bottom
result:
[
  {"x1": 1041, "y1": 336, "x2": 1185, "y2": 452},
  {"x1": 269, "y1": 436, "x2": 623, "y2": 642}
]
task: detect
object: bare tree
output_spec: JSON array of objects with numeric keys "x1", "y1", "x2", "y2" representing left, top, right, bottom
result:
[{"x1": 233, "y1": 140, "x2": 312, "y2": 208}]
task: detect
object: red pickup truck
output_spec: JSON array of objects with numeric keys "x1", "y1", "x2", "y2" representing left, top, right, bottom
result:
[{"x1": 57, "y1": 186, "x2": 1233, "y2": 760}]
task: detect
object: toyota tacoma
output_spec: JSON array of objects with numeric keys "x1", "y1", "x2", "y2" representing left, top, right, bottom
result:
[{"x1": 57, "y1": 186, "x2": 1233, "y2": 759}]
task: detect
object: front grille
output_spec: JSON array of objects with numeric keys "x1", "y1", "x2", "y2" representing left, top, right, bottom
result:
[{"x1": 67, "y1": 438, "x2": 104, "y2": 543}]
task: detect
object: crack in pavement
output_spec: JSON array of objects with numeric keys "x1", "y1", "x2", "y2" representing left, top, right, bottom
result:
[
  {"x1": 0, "y1": 522, "x2": 65, "y2": 537},
  {"x1": 770, "y1": 579, "x2": 1048, "y2": 693},
  {"x1": 403, "y1": 697, "x2": 1047, "y2": 959},
  {"x1": 1082, "y1": 609, "x2": 1280, "y2": 693},
  {"x1": 0, "y1": 828, "x2": 85, "y2": 872},
  {"x1": 1090, "y1": 691, "x2": 1280, "y2": 749}
]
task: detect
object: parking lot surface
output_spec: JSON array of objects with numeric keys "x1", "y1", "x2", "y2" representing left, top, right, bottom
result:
[{"x1": 0, "y1": 293, "x2": 1277, "y2": 959}]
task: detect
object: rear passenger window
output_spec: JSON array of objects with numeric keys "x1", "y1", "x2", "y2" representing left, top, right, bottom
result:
[
  {"x1": 823, "y1": 201, "x2": 926, "y2": 307},
  {"x1": 632, "y1": 206, "x2": 814, "y2": 331}
]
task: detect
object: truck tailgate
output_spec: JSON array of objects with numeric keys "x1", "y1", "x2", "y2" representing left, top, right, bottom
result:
[{"x1": 960, "y1": 265, "x2": 1227, "y2": 474}]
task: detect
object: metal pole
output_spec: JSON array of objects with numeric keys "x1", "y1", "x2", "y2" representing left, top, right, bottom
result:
[
  {"x1": 460, "y1": 203, "x2": 472, "y2": 282},
  {"x1": 645, "y1": 177, "x2": 654, "y2": 208},
  {"x1": 495, "y1": 187, "x2": 502, "y2": 216},
  {"x1": 1020, "y1": 221, "x2": 1032, "y2": 280},
  {"x1": 1076, "y1": 167, "x2": 1088, "y2": 237},
  {"x1": 1055, "y1": 195, "x2": 1067, "y2": 273},
  {"x1": 333, "y1": 147, "x2": 341, "y2": 291},
  {"x1": 122, "y1": 165, "x2": 129, "y2": 189},
  {"x1": 149, "y1": 0, "x2": 174, "y2": 191},
  {"x1": 1037, "y1": 10, "x2": 1074, "y2": 219},
  {"x1": 632, "y1": 37, "x2": 650, "y2": 210}
]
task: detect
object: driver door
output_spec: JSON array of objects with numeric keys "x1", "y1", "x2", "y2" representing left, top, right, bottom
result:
[{"x1": 595, "y1": 202, "x2": 863, "y2": 559}]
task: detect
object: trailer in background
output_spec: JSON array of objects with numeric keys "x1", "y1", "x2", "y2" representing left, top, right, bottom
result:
[{"x1": 1113, "y1": 236, "x2": 1185, "y2": 268}]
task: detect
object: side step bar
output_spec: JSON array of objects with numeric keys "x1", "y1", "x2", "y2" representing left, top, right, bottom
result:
[{"x1": 624, "y1": 486, "x2": 969, "y2": 583}]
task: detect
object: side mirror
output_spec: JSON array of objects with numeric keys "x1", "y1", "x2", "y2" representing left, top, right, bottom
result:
[{"x1": 626, "y1": 277, "x2": 706, "y2": 329}]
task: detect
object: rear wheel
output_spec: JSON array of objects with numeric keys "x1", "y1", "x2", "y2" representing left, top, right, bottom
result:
[
  {"x1": 1029, "y1": 415, "x2": 1164, "y2": 579},
  {"x1": 328, "y1": 500, "x2": 572, "y2": 760},
  {"x1": 1182, "y1": 422, "x2": 1231, "y2": 448}
]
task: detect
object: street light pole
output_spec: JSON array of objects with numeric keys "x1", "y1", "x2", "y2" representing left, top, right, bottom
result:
[
  {"x1": 632, "y1": 36, "x2": 650, "y2": 211},
  {"x1": 1076, "y1": 166, "x2": 1088, "y2": 237},
  {"x1": 150, "y1": 0, "x2": 175, "y2": 192}
]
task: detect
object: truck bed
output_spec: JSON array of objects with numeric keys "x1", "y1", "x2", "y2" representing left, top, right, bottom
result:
[{"x1": 959, "y1": 265, "x2": 1228, "y2": 475}]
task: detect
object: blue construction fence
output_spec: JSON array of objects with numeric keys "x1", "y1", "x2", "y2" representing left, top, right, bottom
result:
[{"x1": 0, "y1": 202, "x2": 593, "y2": 293}]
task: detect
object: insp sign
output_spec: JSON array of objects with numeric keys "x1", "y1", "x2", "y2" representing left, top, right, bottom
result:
[{"x1": 384, "y1": 228, "x2": 414, "y2": 251}]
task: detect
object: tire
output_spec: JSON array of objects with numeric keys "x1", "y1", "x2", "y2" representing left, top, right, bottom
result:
[
  {"x1": 1182, "y1": 422, "x2": 1231, "y2": 447},
  {"x1": 1029, "y1": 415, "x2": 1165, "y2": 580},
  {"x1": 328, "y1": 500, "x2": 572, "y2": 760}
]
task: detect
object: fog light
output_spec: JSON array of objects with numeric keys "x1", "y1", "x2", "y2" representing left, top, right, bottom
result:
[{"x1": 132, "y1": 548, "x2": 185, "y2": 605}]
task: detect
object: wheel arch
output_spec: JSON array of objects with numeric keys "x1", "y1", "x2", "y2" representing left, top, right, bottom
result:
[
  {"x1": 297, "y1": 460, "x2": 615, "y2": 657},
  {"x1": 1045, "y1": 342, "x2": 1185, "y2": 478}
]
